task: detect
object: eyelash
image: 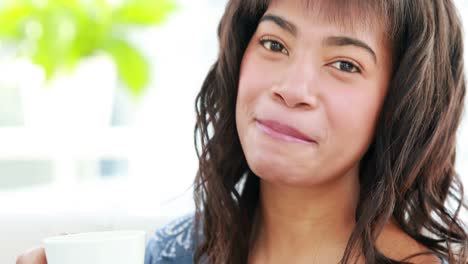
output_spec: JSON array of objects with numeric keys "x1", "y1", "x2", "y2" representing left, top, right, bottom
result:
[
  {"x1": 259, "y1": 36, "x2": 289, "y2": 55},
  {"x1": 258, "y1": 36, "x2": 362, "y2": 74},
  {"x1": 329, "y1": 60, "x2": 362, "y2": 74}
]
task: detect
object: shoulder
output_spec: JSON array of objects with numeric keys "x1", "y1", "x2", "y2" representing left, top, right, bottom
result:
[
  {"x1": 144, "y1": 213, "x2": 197, "y2": 264},
  {"x1": 377, "y1": 220, "x2": 445, "y2": 264}
]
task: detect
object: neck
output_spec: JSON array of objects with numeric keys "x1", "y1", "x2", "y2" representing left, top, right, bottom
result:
[{"x1": 249, "y1": 167, "x2": 360, "y2": 263}]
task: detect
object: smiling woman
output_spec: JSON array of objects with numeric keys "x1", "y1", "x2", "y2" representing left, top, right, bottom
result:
[
  {"x1": 188, "y1": 0, "x2": 467, "y2": 263},
  {"x1": 236, "y1": 2, "x2": 392, "y2": 191}
]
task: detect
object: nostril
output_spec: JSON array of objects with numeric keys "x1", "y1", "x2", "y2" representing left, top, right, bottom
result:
[
  {"x1": 297, "y1": 102, "x2": 310, "y2": 108},
  {"x1": 273, "y1": 91, "x2": 286, "y2": 103}
]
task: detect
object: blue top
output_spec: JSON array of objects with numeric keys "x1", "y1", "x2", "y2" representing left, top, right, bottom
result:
[
  {"x1": 144, "y1": 214, "x2": 448, "y2": 264},
  {"x1": 144, "y1": 214, "x2": 197, "y2": 264}
]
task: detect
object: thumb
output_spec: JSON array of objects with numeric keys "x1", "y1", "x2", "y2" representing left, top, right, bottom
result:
[{"x1": 16, "y1": 247, "x2": 47, "y2": 264}]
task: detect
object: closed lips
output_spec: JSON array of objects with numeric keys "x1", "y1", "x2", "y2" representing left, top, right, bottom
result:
[{"x1": 256, "y1": 119, "x2": 316, "y2": 143}]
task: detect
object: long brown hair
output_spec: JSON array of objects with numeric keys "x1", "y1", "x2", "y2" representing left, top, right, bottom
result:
[{"x1": 193, "y1": 0, "x2": 468, "y2": 263}]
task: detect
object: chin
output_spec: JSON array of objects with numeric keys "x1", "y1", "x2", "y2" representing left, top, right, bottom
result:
[{"x1": 247, "y1": 155, "x2": 326, "y2": 187}]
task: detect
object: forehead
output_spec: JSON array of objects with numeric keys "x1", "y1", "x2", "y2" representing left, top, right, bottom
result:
[{"x1": 266, "y1": 0, "x2": 388, "y2": 37}]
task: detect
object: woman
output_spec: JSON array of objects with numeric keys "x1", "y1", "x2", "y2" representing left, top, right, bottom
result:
[{"x1": 17, "y1": 0, "x2": 468, "y2": 263}]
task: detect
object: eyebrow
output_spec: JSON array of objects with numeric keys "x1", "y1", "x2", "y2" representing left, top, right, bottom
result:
[
  {"x1": 323, "y1": 36, "x2": 377, "y2": 63},
  {"x1": 260, "y1": 14, "x2": 298, "y2": 36},
  {"x1": 259, "y1": 14, "x2": 378, "y2": 64}
]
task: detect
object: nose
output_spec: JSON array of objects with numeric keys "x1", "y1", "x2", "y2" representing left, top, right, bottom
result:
[{"x1": 270, "y1": 57, "x2": 319, "y2": 109}]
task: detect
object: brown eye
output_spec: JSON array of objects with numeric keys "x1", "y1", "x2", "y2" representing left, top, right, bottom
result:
[
  {"x1": 259, "y1": 37, "x2": 289, "y2": 55},
  {"x1": 330, "y1": 61, "x2": 361, "y2": 73}
]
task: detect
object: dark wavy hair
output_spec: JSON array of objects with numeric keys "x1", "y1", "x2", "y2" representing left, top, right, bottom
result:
[{"x1": 192, "y1": 0, "x2": 468, "y2": 263}]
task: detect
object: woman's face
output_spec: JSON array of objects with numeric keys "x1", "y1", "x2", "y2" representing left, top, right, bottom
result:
[{"x1": 236, "y1": 0, "x2": 392, "y2": 186}]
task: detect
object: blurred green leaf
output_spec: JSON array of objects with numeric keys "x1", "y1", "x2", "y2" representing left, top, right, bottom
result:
[
  {"x1": 102, "y1": 37, "x2": 149, "y2": 97},
  {"x1": 0, "y1": 0, "x2": 177, "y2": 97},
  {"x1": 0, "y1": 1, "x2": 34, "y2": 39},
  {"x1": 114, "y1": 0, "x2": 177, "y2": 25},
  {"x1": 32, "y1": 4, "x2": 77, "y2": 79}
]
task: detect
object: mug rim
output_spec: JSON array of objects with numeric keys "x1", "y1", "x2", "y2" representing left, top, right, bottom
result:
[{"x1": 43, "y1": 230, "x2": 146, "y2": 244}]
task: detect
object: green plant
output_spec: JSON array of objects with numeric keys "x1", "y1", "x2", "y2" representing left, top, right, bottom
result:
[{"x1": 0, "y1": 0, "x2": 177, "y2": 97}]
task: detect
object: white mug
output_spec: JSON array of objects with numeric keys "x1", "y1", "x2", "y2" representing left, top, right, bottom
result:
[{"x1": 43, "y1": 230, "x2": 146, "y2": 264}]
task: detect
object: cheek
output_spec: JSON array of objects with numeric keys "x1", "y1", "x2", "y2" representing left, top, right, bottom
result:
[
  {"x1": 236, "y1": 49, "x2": 277, "y2": 126},
  {"x1": 238, "y1": 54, "x2": 274, "y2": 104},
  {"x1": 327, "y1": 83, "x2": 386, "y2": 152}
]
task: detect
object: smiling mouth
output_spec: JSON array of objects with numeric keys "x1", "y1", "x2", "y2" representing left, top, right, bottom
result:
[{"x1": 255, "y1": 119, "x2": 317, "y2": 145}]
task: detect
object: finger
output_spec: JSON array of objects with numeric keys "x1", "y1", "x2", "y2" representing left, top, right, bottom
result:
[{"x1": 16, "y1": 247, "x2": 47, "y2": 264}]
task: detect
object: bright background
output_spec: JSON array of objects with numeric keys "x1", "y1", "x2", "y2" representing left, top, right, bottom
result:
[{"x1": 0, "y1": 0, "x2": 467, "y2": 263}]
